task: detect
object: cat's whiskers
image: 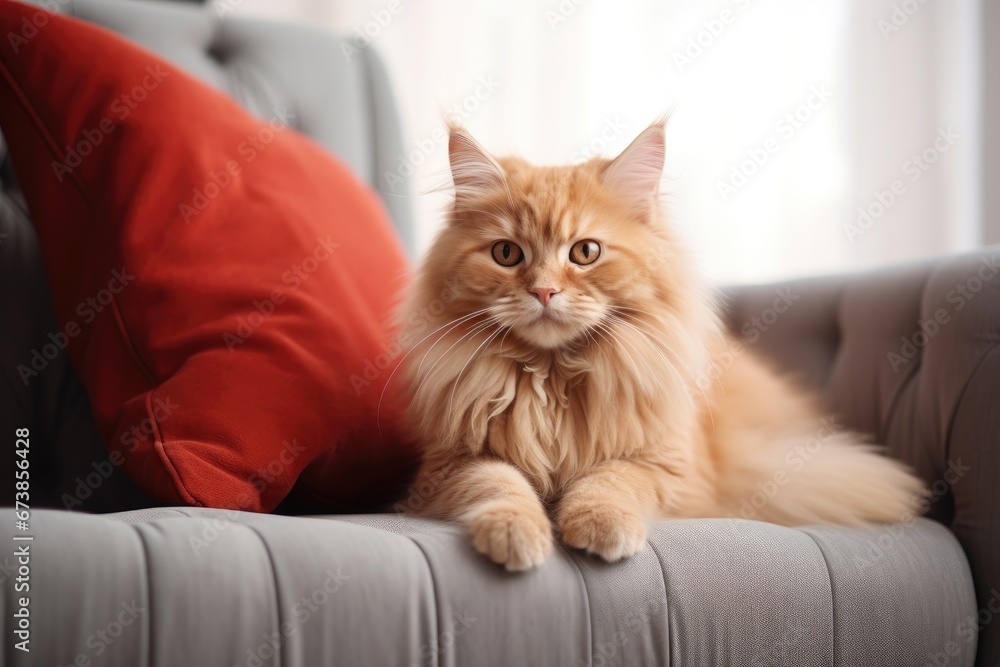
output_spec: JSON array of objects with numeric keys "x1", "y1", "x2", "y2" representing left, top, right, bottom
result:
[
  {"x1": 411, "y1": 316, "x2": 501, "y2": 405},
  {"x1": 608, "y1": 310, "x2": 716, "y2": 431},
  {"x1": 607, "y1": 314, "x2": 714, "y2": 430},
  {"x1": 448, "y1": 325, "x2": 508, "y2": 415},
  {"x1": 587, "y1": 324, "x2": 617, "y2": 362},
  {"x1": 376, "y1": 307, "x2": 492, "y2": 436},
  {"x1": 498, "y1": 326, "x2": 513, "y2": 355},
  {"x1": 609, "y1": 304, "x2": 684, "y2": 332},
  {"x1": 413, "y1": 308, "x2": 495, "y2": 377},
  {"x1": 606, "y1": 314, "x2": 687, "y2": 385},
  {"x1": 611, "y1": 306, "x2": 722, "y2": 386},
  {"x1": 602, "y1": 316, "x2": 683, "y2": 414},
  {"x1": 592, "y1": 321, "x2": 642, "y2": 378}
]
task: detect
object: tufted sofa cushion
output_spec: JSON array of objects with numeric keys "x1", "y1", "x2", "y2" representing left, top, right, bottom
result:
[
  {"x1": 724, "y1": 247, "x2": 1000, "y2": 666},
  {"x1": 0, "y1": 506, "x2": 978, "y2": 666}
]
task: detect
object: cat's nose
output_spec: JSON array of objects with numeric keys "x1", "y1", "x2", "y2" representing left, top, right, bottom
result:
[{"x1": 529, "y1": 286, "x2": 561, "y2": 306}]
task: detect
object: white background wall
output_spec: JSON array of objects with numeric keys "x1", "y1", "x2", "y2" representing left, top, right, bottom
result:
[{"x1": 223, "y1": 0, "x2": 984, "y2": 285}]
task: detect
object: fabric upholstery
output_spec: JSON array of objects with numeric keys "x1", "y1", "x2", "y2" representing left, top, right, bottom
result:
[
  {"x1": 0, "y1": 507, "x2": 977, "y2": 666},
  {"x1": 0, "y1": 0, "x2": 417, "y2": 512},
  {"x1": 724, "y1": 248, "x2": 1000, "y2": 666}
]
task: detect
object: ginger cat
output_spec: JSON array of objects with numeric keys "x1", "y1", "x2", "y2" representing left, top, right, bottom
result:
[{"x1": 397, "y1": 121, "x2": 923, "y2": 571}]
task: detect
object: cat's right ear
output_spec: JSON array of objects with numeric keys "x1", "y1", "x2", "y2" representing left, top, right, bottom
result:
[
  {"x1": 601, "y1": 121, "x2": 666, "y2": 217},
  {"x1": 448, "y1": 123, "x2": 505, "y2": 201}
]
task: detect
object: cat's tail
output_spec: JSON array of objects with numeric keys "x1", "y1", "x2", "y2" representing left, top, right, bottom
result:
[{"x1": 708, "y1": 419, "x2": 926, "y2": 527}]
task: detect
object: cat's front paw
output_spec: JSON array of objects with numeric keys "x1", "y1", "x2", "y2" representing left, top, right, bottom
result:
[
  {"x1": 466, "y1": 500, "x2": 553, "y2": 571},
  {"x1": 558, "y1": 501, "x2": 647, "y2": 562}
]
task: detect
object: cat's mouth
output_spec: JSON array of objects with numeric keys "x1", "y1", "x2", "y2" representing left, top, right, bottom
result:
[
  {"x1": 503, "y1": 297, "x2": 604, "y2": 348},
  {"x1": 514, "y1": 306, "x2": 594, "y2": 349},
  {"x1": 530, "y1": 305, "x2": 579, "y2": 330},
  {"x1": 536, "y1": 309, "x2": 562, "y2": 323}
]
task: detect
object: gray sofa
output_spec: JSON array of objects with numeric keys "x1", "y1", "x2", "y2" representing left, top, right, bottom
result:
[{"x1": 0, "y1": 2, "x2": 996, "y2": 666}]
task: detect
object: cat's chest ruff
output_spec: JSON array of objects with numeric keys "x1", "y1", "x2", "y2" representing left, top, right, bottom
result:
[{"x1": 518, "y1": 358, "x2": 574, "y2": 411}]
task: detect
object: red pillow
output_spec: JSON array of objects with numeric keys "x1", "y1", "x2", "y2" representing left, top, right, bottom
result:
[{"x1": 0, "y1": 1, "x2": 418, "y2": 512}]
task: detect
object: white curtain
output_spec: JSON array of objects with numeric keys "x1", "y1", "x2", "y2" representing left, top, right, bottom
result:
[{"x1": 227, "y1": 0, "x2": 983, "y2": 284}]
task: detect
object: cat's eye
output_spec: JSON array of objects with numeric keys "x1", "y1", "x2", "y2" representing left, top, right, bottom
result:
[
  {"x1": 491, "y1": 240, "x2": 524, "y2": 267},
  {"x1": 569, "y1": 239, "x2": 601, "y2": 265}
]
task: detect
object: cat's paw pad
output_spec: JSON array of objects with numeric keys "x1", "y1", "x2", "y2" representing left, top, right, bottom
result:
[
  {"x1": 558, "y1": 502, "x2": 647, "y2": 562},
  {"x1": 466, "y1": 500, "x2": 553, "y2": 571}
]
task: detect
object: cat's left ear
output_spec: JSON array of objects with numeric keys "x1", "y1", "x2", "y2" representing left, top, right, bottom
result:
[
  {"x1": 448, "y1": 122, "x2": 506, "y2": 203},
  {"x1": 601, "y1": 121, "x2": 665, "y2": 216}
]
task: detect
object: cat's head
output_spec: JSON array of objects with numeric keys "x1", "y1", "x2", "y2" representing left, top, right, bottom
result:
[{"x1": 416, "y1": 121, "x2": 693, "y2": 351}]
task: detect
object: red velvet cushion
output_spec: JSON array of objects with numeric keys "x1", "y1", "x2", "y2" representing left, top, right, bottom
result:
[{"x1": 0, "y1": 1, "x2": 417, "y2": 512}]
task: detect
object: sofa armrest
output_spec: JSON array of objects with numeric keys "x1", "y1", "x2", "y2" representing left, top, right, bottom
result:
[{"x1": 723, "y1": 247, "x2": 1000, "y2": 666}]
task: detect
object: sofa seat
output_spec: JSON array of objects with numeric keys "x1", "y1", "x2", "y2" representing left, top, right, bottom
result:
[{"x1": 3, "y1": 507, "x2": 976, "y2": 667}]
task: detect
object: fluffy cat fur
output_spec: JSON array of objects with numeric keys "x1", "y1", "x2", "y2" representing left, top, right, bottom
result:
[{"x1": 396, "y1": 120, "x2": 924, "y2": 571}]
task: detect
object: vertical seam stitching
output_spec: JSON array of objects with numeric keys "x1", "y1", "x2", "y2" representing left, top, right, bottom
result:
[
  {"x1": 646, "y1": 537, "x2": 674, "y2": 667},
  {"x1": 799, "y1": 529, "x2": 838, "y2": 667},
  {"x1": 558, "y1": 542, "x2": 594, "y2": 667},
  {"x1": 402, "y1": 534, "x2": 443, "y2": 667},
  {"x1": 245, "y1": 524, "x2": 283, "y2": 667},
  {"x1": 130, "y1": 523, "x2": 154, "y2": 667}
]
